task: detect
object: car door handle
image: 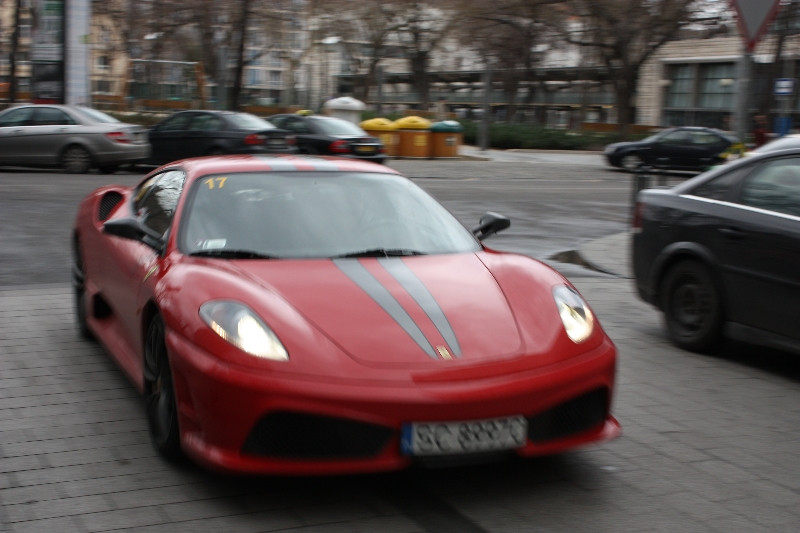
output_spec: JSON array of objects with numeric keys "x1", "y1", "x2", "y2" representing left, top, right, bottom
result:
[{"x1": 719, "y1": 226, "x2": 746, "y2": 239}]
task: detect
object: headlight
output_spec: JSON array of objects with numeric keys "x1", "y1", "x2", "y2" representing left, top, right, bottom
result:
[
  {"x1": 199, "y1": 300, "x2": 289, "y2": 361},
  {"x1": 553, "y1": 285, "x2": 594, "y2": 343}
]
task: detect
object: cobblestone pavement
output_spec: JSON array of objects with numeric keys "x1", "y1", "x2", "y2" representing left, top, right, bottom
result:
[{"x1": 2, "y1": 275, "x2": 799, "y2": 532}]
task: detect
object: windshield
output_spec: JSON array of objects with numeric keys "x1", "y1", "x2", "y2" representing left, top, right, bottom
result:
[
  {"x1": 75, "y1": 106, "x2": 121, "y2": 123},
  {"x1": 227, "y1": 113, "x2": 276, "y2": 130},
  {"x1": 179, "y1": 171, "x2": 480, "y2": 258}
]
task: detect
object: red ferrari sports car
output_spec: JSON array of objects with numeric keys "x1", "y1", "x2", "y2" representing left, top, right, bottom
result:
[{"x1": 72, "y1": 154, "x2": 619, "y2": 474}]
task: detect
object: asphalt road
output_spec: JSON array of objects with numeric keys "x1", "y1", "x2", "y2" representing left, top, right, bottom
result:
[{"x1": 2, "y1": 156, "x2": 799, "y2": 532}]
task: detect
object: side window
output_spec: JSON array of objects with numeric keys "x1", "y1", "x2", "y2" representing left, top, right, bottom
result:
[
  {"x1": 660, "y1": 131, "x2": 690, "y2": 145},
  {"x1": 738, "y1": 158, "x2": 800, "y2": 216},
  {"x1": 284, "y1": 117, "x2": 311, "y2": 133},
  {"x1": 32, "y1": 107, "x2": 75, "y2": 126},
  {"x1": 159, "y1": 114, "x2": 191, "y2": 131},
  {"x1": 691, "y1": 132, "x2": 720, "y2": 146},
  {"x1": 0, "y1": 107, "x2": 34, "y2": 127},
  {"x1": 189, "y1": 114, "x2": 222, "y2": 131},
  {"x1": 690, "y1": 166, "x2": 749, "y2": 201},
  {"x1": 134, "y1": 170, "x2": 187, "y2": 236}
]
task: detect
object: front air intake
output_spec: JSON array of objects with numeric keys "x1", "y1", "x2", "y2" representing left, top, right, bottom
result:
[{"x1": 98, "y1": 191, "x2": 123, "y2": 221}]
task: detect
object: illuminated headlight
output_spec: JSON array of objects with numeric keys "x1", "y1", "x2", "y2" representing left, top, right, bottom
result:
[
  {"x1": 199, "y1": 300, "x2": 289, "y2": 361},
  {"x1": 553, "y1": 285, "x2": 594, "y2": 343}
]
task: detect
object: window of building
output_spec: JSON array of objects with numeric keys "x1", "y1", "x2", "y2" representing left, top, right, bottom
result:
[
  {"x1": 665, "y1": 64, "x2": 693, "y2": 108},
  {"x1": 270, "y1": 70, "x2": 282, "y2": 85},
  {"x1": 698, "y1": 63, "x2": 735, "y2": 109},
  {"x1": 247, "y1": 69, "x2": 262, "y2": 86}
]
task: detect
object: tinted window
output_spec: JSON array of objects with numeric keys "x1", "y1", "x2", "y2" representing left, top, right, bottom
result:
[
  {"x1": 690, "y1": 132, "x2": 722, "y2": 146},
  {"x1": 312, "y1": 117, "x2": 366, "y2": 136},
  {"x1": 32, "y1": 107, "x2": 75, "y2": 126},
  {"x1": 159, "y1": 114, "x2": 192, "y2": 131},
  {"x1": 226, "y1": 113, "x2": 275, "y2": 129},
  {"x1": 659, "y1": 130, "x2": 692, "y2": 145},
  {"x1": 74, "y1": 106, "x2": 120, "y2": 123},
  {"x1": 135, "y1": 170, "x2": 187, "y2": 236},
  {"x1": 691, "y1": 166, "x2": 750, "y2": 201},
  {"x1": 273, "y1": 116, "x2": 310, "y2": 133},
  {"x1": 738, "y1": 158, "x2": 800, "y2": 217},
  {"x1": 0, "y1": 107, "x2": 34, "y2": 127},
  {"x1": 189, "y1": 114, "x2": 223, "y2": 131}
]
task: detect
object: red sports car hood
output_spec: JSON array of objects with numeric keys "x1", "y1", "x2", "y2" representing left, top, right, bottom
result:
[{"x1": 235, "y1": 254, "x2": 528, "y2": 367}]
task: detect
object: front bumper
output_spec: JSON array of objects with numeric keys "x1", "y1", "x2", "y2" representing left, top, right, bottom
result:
[{"x1": 167, "y1": 332, "x2": 619, "y2": 475}]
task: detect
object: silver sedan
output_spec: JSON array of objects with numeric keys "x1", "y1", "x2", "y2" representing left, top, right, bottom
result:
[{"x1": 0, "y1": 104, "x2": 150, "y2": 173}]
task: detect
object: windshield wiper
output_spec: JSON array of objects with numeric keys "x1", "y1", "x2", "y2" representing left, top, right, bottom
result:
[
  {"x1": 190, "y1": 249, "x2": 277, "y2": 259},
  {"x1": 333, "y1": 248, "x2": 426, "y2": 258}
]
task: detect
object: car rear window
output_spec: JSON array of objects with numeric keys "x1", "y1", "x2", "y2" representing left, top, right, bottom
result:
[{"x1": 227, "y1": 113, "x2": 276, "y2": 130}]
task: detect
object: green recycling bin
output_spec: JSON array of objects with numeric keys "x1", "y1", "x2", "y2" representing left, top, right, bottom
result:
[{"x1": 430, "y1": 120, "x2": 464, "y2": 158}]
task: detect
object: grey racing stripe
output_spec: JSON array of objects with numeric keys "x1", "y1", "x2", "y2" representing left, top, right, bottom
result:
[
  {"x1": 333, "y1": 259, "x2": 438, "y2": 359},
  {"x1": 379, "y1": 258, "x2": 461, "y2": 357}
]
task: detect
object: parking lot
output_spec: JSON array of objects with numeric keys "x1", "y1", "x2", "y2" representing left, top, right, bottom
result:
[{"x1": 1, "y1": 155, "x2": 799, "y2": 532}]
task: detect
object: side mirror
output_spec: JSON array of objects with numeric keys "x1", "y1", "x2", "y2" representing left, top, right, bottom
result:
[
  {"x1": 104, "y1": 217, "x2": 165, "y2": 250},
  {"x1": 472, "y1": 212, "x2": 510, "y2": 241}
]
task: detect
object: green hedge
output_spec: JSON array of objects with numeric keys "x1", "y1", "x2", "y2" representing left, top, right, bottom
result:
[{"x1": 459, "y1": 121, "x2": 612, "y2": 150}]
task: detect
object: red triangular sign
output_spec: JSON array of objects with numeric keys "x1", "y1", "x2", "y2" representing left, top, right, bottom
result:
[{"x1": 730, "y1": 0, "x2": 781, "y2": 52}]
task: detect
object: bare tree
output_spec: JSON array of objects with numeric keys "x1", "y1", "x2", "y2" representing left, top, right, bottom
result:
[
  {"x1": 389, "y1": 0, "x2": 463, "y2": 110},
  {"x1": 553, "y1": 0, "x2": 698, "y2": 136},
  {"x1": 460, "y1": 0, "x2": 562, "y2": 122},
  {"x1": 8, "y1": 0, "x2": 23, "y2": 103}
]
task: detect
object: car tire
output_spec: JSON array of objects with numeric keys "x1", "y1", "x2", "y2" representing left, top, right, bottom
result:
[
  {"x1": 205, "y1": 147, "x2": 225, "y2": 156},
  {"x1": 144, "y1": 315, "x2": 183, "y2": 460},
  {"x1": 71, "y1": 237, "x2": 93, "y2": 341},
  {"x1": 620, "y1": 153, "x2": 644, "y2": 172},
  {"x1": 661, "y1": 260, "x2": 723, "y2": 353},
  {"x1": 61, "y1": 145, "x2": 93, "y2": 174}
]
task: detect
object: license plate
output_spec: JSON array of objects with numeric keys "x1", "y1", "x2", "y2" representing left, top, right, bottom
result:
[
  {"x1": 401, "y1": 415, "x2": 528, "y2": 456},
  {"x1": 354, "y1": 145, "x2": 375, "y2": 154}
]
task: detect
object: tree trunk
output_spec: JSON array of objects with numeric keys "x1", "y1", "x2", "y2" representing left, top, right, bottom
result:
[
  {"x1": 231, "y1": 0, "x2": 248, "y2": 111},
  {"x1": 9, "y1": 0, "x2": 22, "y2": 103}
]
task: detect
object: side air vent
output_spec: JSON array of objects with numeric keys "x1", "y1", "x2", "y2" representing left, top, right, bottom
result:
[{"x1": 98, "y1": 191, "x2": 124, "y2": 221}]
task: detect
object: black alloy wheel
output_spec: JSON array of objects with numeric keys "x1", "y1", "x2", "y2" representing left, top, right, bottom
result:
[
  {"x1": 144, "y1": 315, "x2": 183, "y2": 460},
  {"x1": 661, "y1": 260, "x2": 723, "y2": 353}
]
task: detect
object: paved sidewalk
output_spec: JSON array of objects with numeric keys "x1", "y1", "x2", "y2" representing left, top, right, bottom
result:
[{"x1": 578, "y1": 231, "x2": 632, "y2": 279}]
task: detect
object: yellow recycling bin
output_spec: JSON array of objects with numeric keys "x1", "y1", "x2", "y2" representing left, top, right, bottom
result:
[
  {"x1": 394, "y1": 116, "x2": 432, "y2": 158},
  {"x1": 360, "y1": 118, "x2": 399, "y2": 157}
]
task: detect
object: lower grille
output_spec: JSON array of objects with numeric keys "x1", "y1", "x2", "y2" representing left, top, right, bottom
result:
[
  {"x1": 527, "y1": 388, "x2": 609, "y2": 443},
  {"x1": 242, "y1": 411, "x2": 393, "y2": 460}
]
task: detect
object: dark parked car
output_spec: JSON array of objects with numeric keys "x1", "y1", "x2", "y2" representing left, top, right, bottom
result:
[
  {"x1": 147, "y1": 110, "x2": 296, "y2": 165},
  {"x1": 632, "y1": 148, "x2": 800, "y2": 354},
  {"x1": 267, "y1": 113, "x2": 387, "y2": 164},
  {"x1": 0, "y1": 104, "x2": 150, "y2": 173},
  {"x1": 605, "y1": 127, "x2": 742, "y2": 172}
]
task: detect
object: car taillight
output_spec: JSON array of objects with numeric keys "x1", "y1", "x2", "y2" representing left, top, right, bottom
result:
[
  {"x1": 329, "y1": 139, "x2": 350, "y2": 153},
  {"x1": 286, "y1": 135, "x2": 296, "y2": 146},
  {"x1": 105, "y1": 131, "x2": 131, "y2": 144},
  {"x1": 244, "y1": 133, "x2": 266, "y2": 146}
]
